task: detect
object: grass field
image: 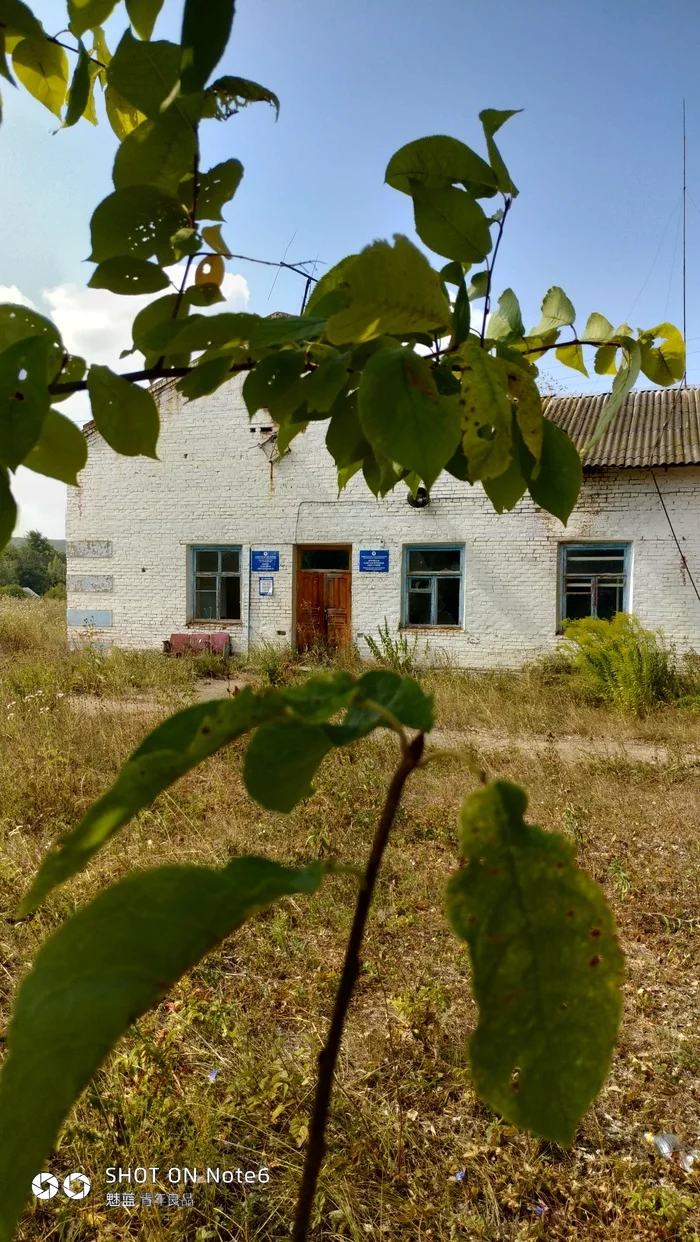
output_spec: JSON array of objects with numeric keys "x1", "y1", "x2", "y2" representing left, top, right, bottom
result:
[{"x1": 2, "y1": 600, "x2": 700, "y2": 1241}]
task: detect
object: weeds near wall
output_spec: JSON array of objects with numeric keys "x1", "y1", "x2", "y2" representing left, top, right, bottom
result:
[
  {"x1": 364, "y1": 619, "x2": 426, "y2": 677},
  {"x1": 562, "y1": 614, "x2": 683, "y2": 715}
]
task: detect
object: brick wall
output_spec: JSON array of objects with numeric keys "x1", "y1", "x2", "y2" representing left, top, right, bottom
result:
[{"x1": 65, "y1": 376, "x2": 700, "y2": 666}]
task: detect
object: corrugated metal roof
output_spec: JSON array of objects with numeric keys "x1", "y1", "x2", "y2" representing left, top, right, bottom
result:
[{"x1": 544, "y1": 385, "x2": 700, "y2": 468}]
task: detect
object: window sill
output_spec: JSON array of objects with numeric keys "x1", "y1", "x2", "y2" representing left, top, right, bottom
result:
[
  {"x1": 187, "y1": 620, "x2": 243, "y2": 628},
  {"x1": 401, "y1": 625, "x2": 463, "y2": 633}
]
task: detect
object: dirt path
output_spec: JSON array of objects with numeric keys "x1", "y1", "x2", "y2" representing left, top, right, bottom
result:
[{"x1": 67, "y1": 682, "x2": 700, "y2": 766}]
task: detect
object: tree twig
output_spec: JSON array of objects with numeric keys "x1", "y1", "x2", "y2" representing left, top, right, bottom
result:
[
  {"x1": 480, "y1": 197, "x2": 511, "y2": 346},
  {"x1": 291, "y1": 731, "x2": 425, "y2": 1242}
]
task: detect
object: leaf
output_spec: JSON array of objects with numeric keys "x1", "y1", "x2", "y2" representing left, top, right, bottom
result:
[
  {"x1": 482, "y1": 443, "x2": 528, "y2": 512},
  {"x1": 130, "y1": 292, "x2": 182, "y2": 352},
  {"x1": 358, "y1": 346, "x2": 460, "y2": 490},
  {"x1": 89, "y1": 185, "x2": 188, "y2": 265},
  {"x1": 67, "y1": 0, "x2": 118, "y2": 38},
  {"x1": 19, "y1": 689, "x2": 285, "y2": 914},
  {"x1": 0, "y1": 34, "x2": 14, "y2": 85},
  {"x1": 327, "y1": 236, "x2": 451, "y2": 346},
  {"x1": 0, "y1": 466, "x2": 16, "y2": 553},
  {"x1": 411, "y1": 183, "x2": 493, "y2": 264},
  {"x1": 445, "y1": 780, "x2": 623, "y2": 1145},
  {"x1": 300, "y1": 352, "x2": 350, "y2": 413},
  {"x1": 583, "y1": 312, "x2": 614, "y2": 343},
  {"x1": 176, "y1": 355, "x2": 232, "y2": 400},
  {"x1": 583, "y1": 341, "x2": 641, "y2": 452},
  {"x1": 0, "y1": 857, "x2": 322, "y2": 1242},
  {"x1": 479, "y1": 108, "x2": 521, "y2": 196},
  {"x1": 528, "y1": 416, "x2": 582, "y2": 524},
  {"x1": 458, "y1": 337, "x2": 513, "y2": 481},
  {"x1": 0, "y1": 0, "x2": 44, "y2": 38},
  {"x1": 86, "y1": 364, "x2": 159, "y2": 458},
  {"x1": 185, "y1": 281, "x2": 225, "y2": 307},
  {"x1": 464, "y1": 271, "x2": 487, "y2": 302},
  {"x1": 249, "y1": 316, "x2": 326, "y2": 351},
  {"x1": 126, "y1": 0, "x2": 165, "y2": 39},
  {"x1": 594, "y1": 344, "x2": 617, "y2": 376},
  {"x1": 181, "y1": 0, "x2": 234, "y2": 93},
  {"x1": 104, "y1": 84, "x2": 145, "y2": 140},
  {"x1": 113, "y1": 110, "x2": 196, "y2": 194},
  {"x1": 486, "y1": 288, "x2": 524, "y2": 342},
  {"x1": 62, "y1": 38, "x2": 90, "y2": 128},
  {"x1": 0, "y1": 335, "x2": 52, "y2": 469},
  {"x1": 12, "y1": 36, "x2": 67, "y2": 117},
  {"x1": 106, "y1": 30, "x2": 180, "y2": 119},
  {"x1": 451, "y1": 280, "x2": 471, "y2": 348},
  {"x1": 242, "y1": 350, "x2": 305, "y2": 417},
  {"x1": 195, "y1": 254, "x2": 225, "y2": 287},
  {"x1": 191, "y1": 156, "x2": 242, "y2": 221},
  {"x1": 244, "y1": 719, "x2": 334, "y2": 812},
  {"x1": 505, "y1": 365, "x2": 543, "y2": 467},
  {"x1": 21, "y1": 408, "x2": 87, "y2": 484},
  {"x1": 555, "y1": 342, "x2": 588, "y2": 377},
  {"x1": 201, "y1": 73, "x2": 279, "y2": 121},
  {"x1": 329, "y1": 670, "x2": 434, "y2": 742},
  {"x1": 144, "y1": 311, "x2": 258, "y2": 354},
  {"x1": 326, "y1": 391, "x2": 369, "y2": 468},
  {"x1": 88, "y1": 256, "x2": 170, "y2": 295},
  {"x1": 532, "y1": 286, "x2": 576, "y2": 335},
  {"x1": 638, "y1": 321, "x2": 685, "y2": 386},
  {"x1": 386, "y1": 134, "x2": 497, "y2": 196},
  {"x1": 202, "y1": 223, "x2": 232, "y2": 256},
  {"x1": 50, "y1": 353, "x2": 86, "y2": 401},
  {"x1": 0, "y1": 302, "x2": 61, "y2": 353}
]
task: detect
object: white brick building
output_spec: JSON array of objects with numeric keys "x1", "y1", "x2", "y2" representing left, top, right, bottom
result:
[{"x1": 65, "y1": 376, "x2": 700, "y2": 667}]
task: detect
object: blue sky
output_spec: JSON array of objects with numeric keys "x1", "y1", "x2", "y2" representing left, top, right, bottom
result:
[{"x1": 1, "y1": 0, "x2": 699, "y2": 532}]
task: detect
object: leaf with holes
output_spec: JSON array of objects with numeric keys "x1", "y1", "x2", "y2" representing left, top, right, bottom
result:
[
  {"x1": 185, "y1": 158, "x2": 243, "y2": 221},
  {"x1": 358, "y1": 346, "x2": 460, "y2": 490},
  {"x1": 0, "y1": 335, "x2": 53, "y2": 469},
  {"x1": 86, "y1": 365, "x2": 159, "y2": 458},
  {"x1": 89, "y1": 185, "x2": 189, "y2": 265},
  {"x1": 0, "y1": 857, "x2": 323, "y2": 1242},
  {"x1": 196, "y1": 254, "x2": 225, "y2": 287},
  {"x1": 243, "y1": 350, "x2": 305, "y2": 417},
  {"x1": 327, "y1": 236, "x2": 451, "y2": 346},
  {"x1": 638, "y1": 322, "x2": 685, "y2": 386},
  {"x1": 458, "y1": 337, "x2": 513, "y2": 481},
  {"x1": 202, "y1": 73, "x2": 280, "y2": 120},
  {"x1": 88, "y1": 256, "x2": 170, "y2": 295},
  {"x1": 12, "y1": 36, "x2": 67, "y2": 117},
  {"x1": 0, "y1": 304, "x2": 61, "y2": 353},
  {"x1": 445, "y1": 780, "x2": 623, "y2": 1146}
]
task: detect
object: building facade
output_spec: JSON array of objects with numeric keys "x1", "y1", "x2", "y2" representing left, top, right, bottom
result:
[{"x1": 65, "y1": 377, "x2": 700, "y2": 667}]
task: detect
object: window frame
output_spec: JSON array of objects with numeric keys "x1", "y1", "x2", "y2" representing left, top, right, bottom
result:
[
  {"x1": 557, "y1": 541, "x2": 631, "y2": 630},
  {"x1": 189, "y1": 545, "x2": 243, "y2": 623},
  {"x1": 402, "y1": 544, "x2": 464, "y2": 629}
]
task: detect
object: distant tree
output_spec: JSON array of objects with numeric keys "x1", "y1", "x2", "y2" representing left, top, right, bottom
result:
[
  {"x1": 0, "y1": 551, "x2": 19, "y2": 587},
  {"x1": 13, "y1": 531, "x2": 66, "y2": 595}
]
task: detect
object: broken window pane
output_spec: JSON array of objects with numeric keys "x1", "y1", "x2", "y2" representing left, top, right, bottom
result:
[
  {"x1": 561, "y1": 545, "x2": 628, "y2": 625},
  {"x1": 408, "y1": 548, "x2": 461, "y2": 574},
  {"x1": 192, "y1": 548, "x2": 242, "y2": 621},
  {"x1": 195, "y1": 590, "x2": 217, "y2": 619},
  {"x1": 196, "y1": 550, "x2": 218, "y2": 573},
  {"x1": 221, "y1": 549, "x2": 240, "y2": 574},
  {"x1": 404, "y1": 546, "x2": 463, "y2": 627},
  {"x1": 221, "y1": 575, "x2": 241, "y2": 619},
  {"x1": 436, "y1": 577, "x2": 460, "y2": 625},
  {"x1": 408, "y1": 591, "x2": 432, "y2": 625}
]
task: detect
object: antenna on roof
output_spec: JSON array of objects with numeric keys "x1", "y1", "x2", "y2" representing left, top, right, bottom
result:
[{"x1": 683, "y1": 98, "x2": 688, "y2": 387}]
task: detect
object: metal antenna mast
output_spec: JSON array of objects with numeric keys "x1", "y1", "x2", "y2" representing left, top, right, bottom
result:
[{"x1": 683, "y1": 98, "x2": 688, "y2": 386}]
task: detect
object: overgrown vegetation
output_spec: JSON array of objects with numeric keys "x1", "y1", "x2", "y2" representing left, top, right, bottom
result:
[
  {"x1": 562, "y1": 614, "x2": 685, "y2": 715},
  {"x1": 1, "y1": 600, "x2": 700, "y2": 1241},
  {"x1": 0, "y1": 532, "x2": 65, "y2": 597},
  {"x1": 364, "y1": 618, "x2": 425, "y2": 676}
]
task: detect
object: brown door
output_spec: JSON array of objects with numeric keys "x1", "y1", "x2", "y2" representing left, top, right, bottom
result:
[{"x1": 296, "y1": 547, "x2": 351, "y2": 651}]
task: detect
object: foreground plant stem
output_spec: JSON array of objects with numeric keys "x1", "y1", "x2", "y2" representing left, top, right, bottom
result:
[{"x1": 292, "y1": 730, "x2": 426, "y2": 1242}]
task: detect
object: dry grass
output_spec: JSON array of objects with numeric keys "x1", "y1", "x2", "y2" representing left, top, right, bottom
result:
[{"x1": 1, "y1": 602, "x2": 700, "y2": 1240}]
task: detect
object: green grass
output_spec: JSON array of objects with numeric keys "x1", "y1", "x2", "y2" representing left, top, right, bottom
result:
[{"x1": 2, "y1": 600, "x2": 700, "y2": 1241}]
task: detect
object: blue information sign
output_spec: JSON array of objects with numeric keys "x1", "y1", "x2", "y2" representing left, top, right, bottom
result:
[
  {"x1": 251, "y1": 550, "x2": 279, "y2": 572},
  {"x1": 359, "y1": 549, "x2": 389, "y2": 573}
]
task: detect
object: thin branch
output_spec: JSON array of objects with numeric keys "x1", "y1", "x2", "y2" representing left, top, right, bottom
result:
[
  {"x1": 48, "y1": 34, "x2": 106, "y2": 69},
  {"x1": 222, "y1": 253, "x2": 322, "y2": 284},
  {"x1": 291, "y1": 731, "x2": 425, "y2": 1242},
  {"x1": 480, "y1": 197, "x2": 512, "y2": 346}
]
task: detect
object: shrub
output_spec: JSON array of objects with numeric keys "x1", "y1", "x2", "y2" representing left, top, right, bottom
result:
[
  {"x1": 364, "y1": 618, "x2": 426, "y2": 676},
  {"x1": 43, "y1": 583, "x2": 67, "y2": 600},
  {"x1": 562, "y1": 613, "x2": 681, "y2": 714},
  {"x1": 0, "y1": 585, "x2": 28, "y2": 599}
]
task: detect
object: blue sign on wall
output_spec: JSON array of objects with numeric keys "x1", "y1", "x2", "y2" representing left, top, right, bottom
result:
[
  {"x1": 251, "y1": 550, "x2": 279, "y2": 572},
  {"x1": 359, "y1": 549, "x2": 389, "y2": 573}
]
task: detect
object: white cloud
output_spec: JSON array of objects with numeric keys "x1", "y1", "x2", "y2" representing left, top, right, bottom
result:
[
  {"x1": 3, "y1": 268, "x2": 250, "y2": 537},
  {"x1": 0, "y1": 285, "x2": 36, "y2": 309}
]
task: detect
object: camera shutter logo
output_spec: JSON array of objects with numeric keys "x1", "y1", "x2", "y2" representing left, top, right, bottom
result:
[
  {"x1": 63, "y1": 1173, "x2": 91, "y2": 1199},
  {"x1": 31, "y1": 1174, "x2": 59, "y2": 1200}
]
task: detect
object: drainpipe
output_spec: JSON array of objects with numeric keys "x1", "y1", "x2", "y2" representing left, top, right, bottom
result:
[{"x1": 247, "y1": 546, "x2": 253, "y2": 658}]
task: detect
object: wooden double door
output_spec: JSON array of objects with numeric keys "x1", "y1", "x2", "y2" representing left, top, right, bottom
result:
[{"x1": 295, "y1": 545, "x2": 352, "y2": 651}]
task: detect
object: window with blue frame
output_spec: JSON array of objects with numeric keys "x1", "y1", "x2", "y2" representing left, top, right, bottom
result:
[
  {"x1": 191, "y1": 547, "x2": 242, "y2": 621},
  {"x1": 559, "y1": 544, "x2": 630, "y2": 626},
  {"x1": 403, "y1": 546, "x2": 463, "y2": 627}
]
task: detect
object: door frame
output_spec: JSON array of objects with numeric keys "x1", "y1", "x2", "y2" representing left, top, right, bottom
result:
[{"x1": 294, "y1": 543, "x2": 352, "y2": 652}]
